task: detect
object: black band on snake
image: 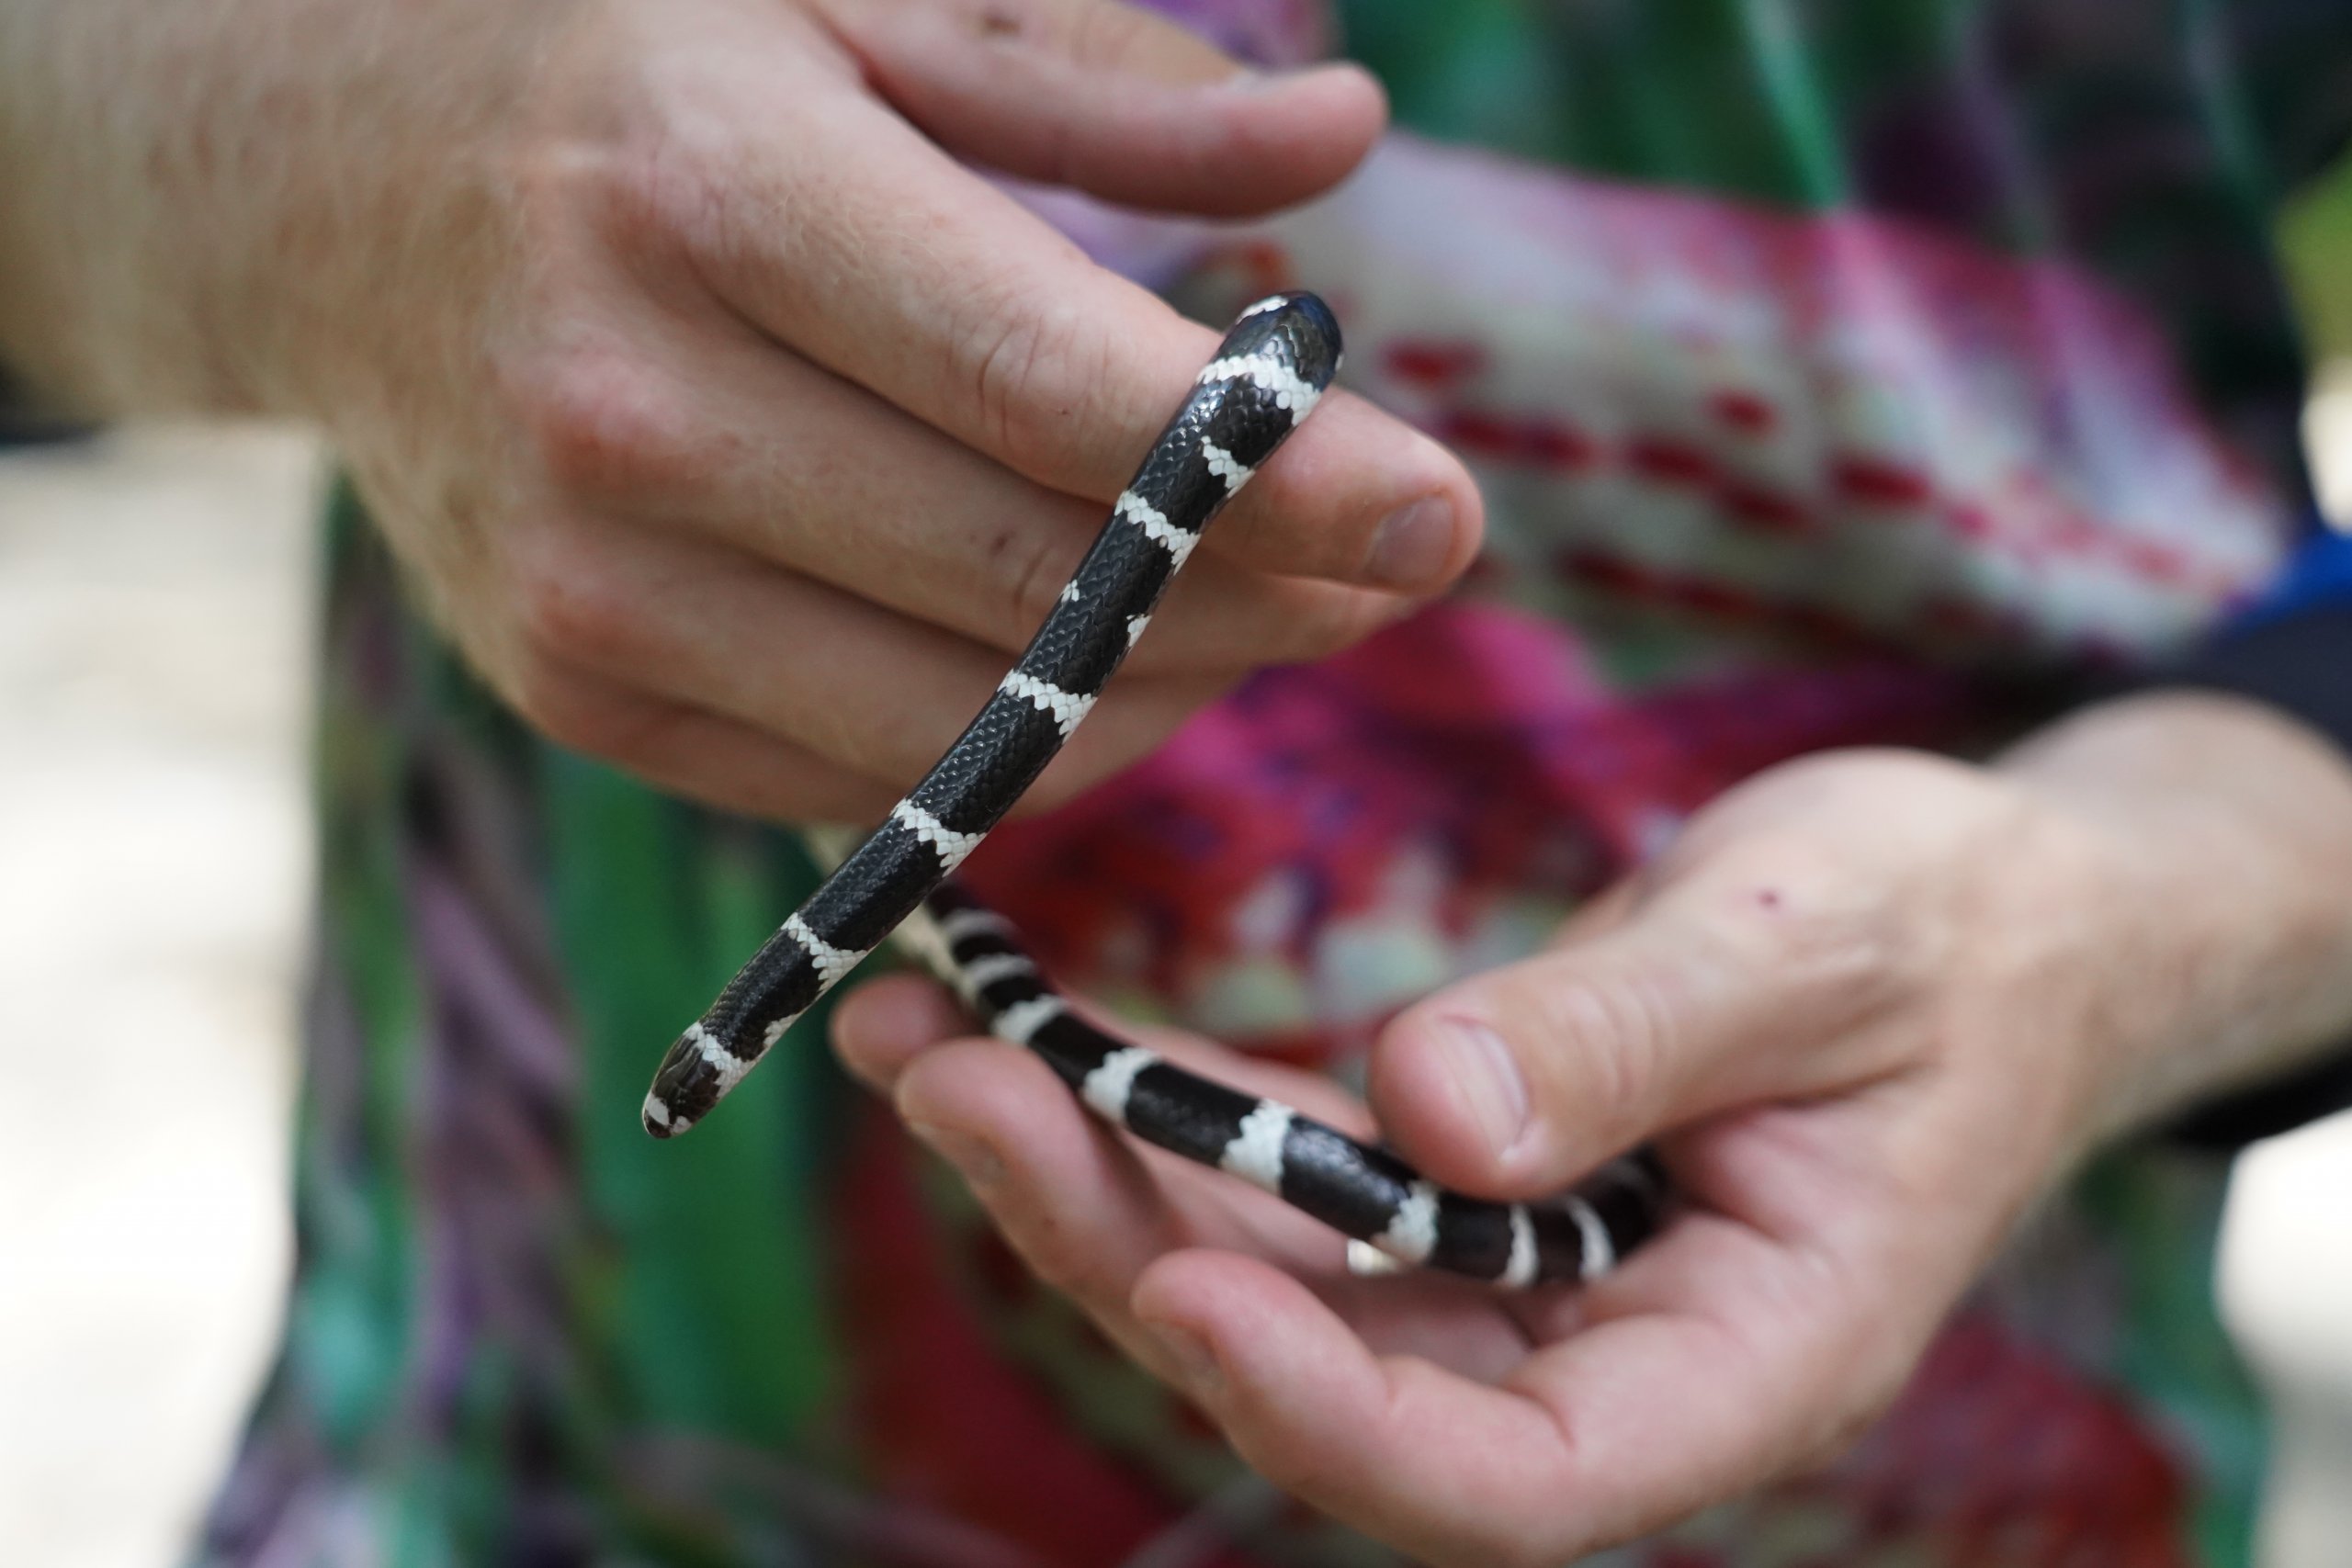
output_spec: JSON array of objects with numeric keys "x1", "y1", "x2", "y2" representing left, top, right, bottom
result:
[{"x1": 643, "y1": 293, "x2": 1670, "y2": 1288}]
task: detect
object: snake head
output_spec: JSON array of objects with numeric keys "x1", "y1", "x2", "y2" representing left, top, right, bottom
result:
[{"x1": 642, "y1": 1021, "x2": 748, "y2": 1138}]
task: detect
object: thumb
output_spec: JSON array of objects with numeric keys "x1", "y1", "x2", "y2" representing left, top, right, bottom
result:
[
  {"x1": 819, "y1": 0, "x2": 1386, "y2": 214},
  {"x1": 1367, "y1": 884, "x2": 1896, "y2": 1198}
]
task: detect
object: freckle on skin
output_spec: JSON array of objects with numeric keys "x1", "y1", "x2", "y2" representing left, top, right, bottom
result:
[
  {"x1": 976, "y1": 6, "x2": 1023, "y2": 37},
  {"x1": 1757, "y1": 887, "x2": 1783, "y2": 910}
]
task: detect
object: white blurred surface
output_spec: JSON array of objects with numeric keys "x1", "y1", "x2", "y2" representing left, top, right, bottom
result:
[
  {"x1": 2310, "y1": 362, "x2": 2352, "y2": 532},
  {"x1": 2232, "y1": 360, "x2": 2352, "y2": 1566},
  {"x1": 0, "y1": 426, "x2": 319, "y2": 1568},
  {"x1": 2, "y1": 412, "x2": 2351, "y2": 1568},
  {"x1": 2223, "y1": 1111, "x2": 2352, "y2": 1568}
]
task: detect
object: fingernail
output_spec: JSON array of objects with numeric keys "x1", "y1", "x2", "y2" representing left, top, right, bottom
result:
[
  {"x1": 1145, "y1": 1318, "x2": 1225, "y2": 1397},
  {"x1": 1364, "y1": 495, "x2": 1458, "y2": 588},
  {"x1": 906, "y1": 1121, "x2": 1003, "y2": 1191},
  {"x1": 1432, "y1": 1019, "x2": 1530, "y2": 1158}
]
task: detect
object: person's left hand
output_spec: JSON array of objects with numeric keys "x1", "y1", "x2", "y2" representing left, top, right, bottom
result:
[{"x1": 833, "y1": 699, "x2": 2352, "y2": 1565}]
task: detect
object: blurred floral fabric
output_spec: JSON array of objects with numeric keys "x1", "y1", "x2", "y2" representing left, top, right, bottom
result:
[{"x1": 198, "y1": 2, "x2": 2349, "y2": 1565}]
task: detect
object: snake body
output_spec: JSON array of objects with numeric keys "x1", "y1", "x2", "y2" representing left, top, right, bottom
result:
[{"x1": 644, "y1": 294, "x2": 1668, "y2": 1287}]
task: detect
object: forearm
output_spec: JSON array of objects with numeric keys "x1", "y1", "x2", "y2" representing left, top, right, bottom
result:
[
  {"x1": 1999, "y1": 689, "x2": 2352, "y2": 1140},
  {"x1": 0, "y1": 1, "x2": 548, "y2": 416}
]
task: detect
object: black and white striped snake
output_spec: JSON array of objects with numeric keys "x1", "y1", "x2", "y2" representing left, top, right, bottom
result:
[{"x1": 644, "y1": 293, "x2": 1668, "y2": 1288}]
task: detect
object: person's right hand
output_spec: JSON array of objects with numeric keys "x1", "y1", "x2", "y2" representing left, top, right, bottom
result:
[{"x1": 2, "y1": 0, "x2": 1480, "y2": 821}]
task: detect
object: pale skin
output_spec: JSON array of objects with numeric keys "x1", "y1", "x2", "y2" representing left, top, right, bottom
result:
[
  {"x1": 0, "y1": 0, "x2": 1473, "y2": 821},
  {"x1": 6, "y1": 1, "x2": 2352, "y2": 1562}
]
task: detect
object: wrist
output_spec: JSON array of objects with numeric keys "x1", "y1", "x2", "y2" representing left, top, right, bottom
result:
[
  {"x1": 1997, "y1": 692, "x2": 2352, "y2": 1142},
  {"x1": 0, "y1": 1, "x2": 557, "y2": 417}
]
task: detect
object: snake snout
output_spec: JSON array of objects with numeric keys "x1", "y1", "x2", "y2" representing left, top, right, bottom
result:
[
  {"x1": 640, "y1": 1093, "x2": 684, "y2": 1139},
  {"x1": 643, "y1": 1022, "x2": 739, "y2": 1138}
]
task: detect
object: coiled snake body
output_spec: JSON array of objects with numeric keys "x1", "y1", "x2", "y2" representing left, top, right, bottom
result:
[{"x1": 645, "y1": 294, "x2": 1668, "y2": 1288}]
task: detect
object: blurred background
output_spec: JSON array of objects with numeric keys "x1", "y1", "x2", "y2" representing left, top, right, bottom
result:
[
  {"x1": 0, "y1": 424, "x2": 318, "y2": 1568},
  {"x1": 4, "y1": 389, "x2": 2352, "y2": 1565}
]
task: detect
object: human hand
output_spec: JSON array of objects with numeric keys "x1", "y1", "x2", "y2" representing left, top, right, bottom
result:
[
  {"x1": 0, "y1": 0, "x2": 1477, "y2": 821},
  {"x1": 833, "y1": 695, "x2": 2352, "y2": 1562}
]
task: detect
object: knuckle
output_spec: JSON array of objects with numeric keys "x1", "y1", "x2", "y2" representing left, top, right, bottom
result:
[
  {"x1": 510, "y1": 56, "x2": 739, "y2": 263},
  {"x1": 525, "y1": 346, "x2": 703, "y2": 501},
  {"x1": 506, "y1": 524, "x2": 639, "y2": 666},
  {"x1": 598, "y1": 139, "x2": 730, "y2": 260},
  {"x1": 504, "y1": 649, "x2": 639, "y2": 759},
  {"x1": 956, "y1": 292, "x2": 1108, "y2": 476}
]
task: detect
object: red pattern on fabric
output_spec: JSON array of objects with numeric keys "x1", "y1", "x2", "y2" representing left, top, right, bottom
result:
[
  {"x1": 1802, "y1": 1313, "x2": 2195, "y2": 1566},
  {"x1": 967, "y1": 602, "x2": 1978, "y2": 1060},
  {"x1": 834, "y1": 1104, "x2": 1264, "y2": 1568}
]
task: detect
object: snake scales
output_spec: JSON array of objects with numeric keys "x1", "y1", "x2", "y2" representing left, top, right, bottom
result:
[{"x1": 643, "y1": 293, "x2": 1668, "y2": 1288}]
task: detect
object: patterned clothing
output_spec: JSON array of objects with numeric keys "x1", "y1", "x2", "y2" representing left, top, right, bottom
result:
[{"x1": 200, "y1": 3, "x2": 2351, "y2": 1564}]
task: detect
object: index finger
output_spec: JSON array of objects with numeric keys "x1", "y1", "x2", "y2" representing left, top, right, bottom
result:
[{"x1": 681, "y1": 87, "x2": 1482, "y2": 592}]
